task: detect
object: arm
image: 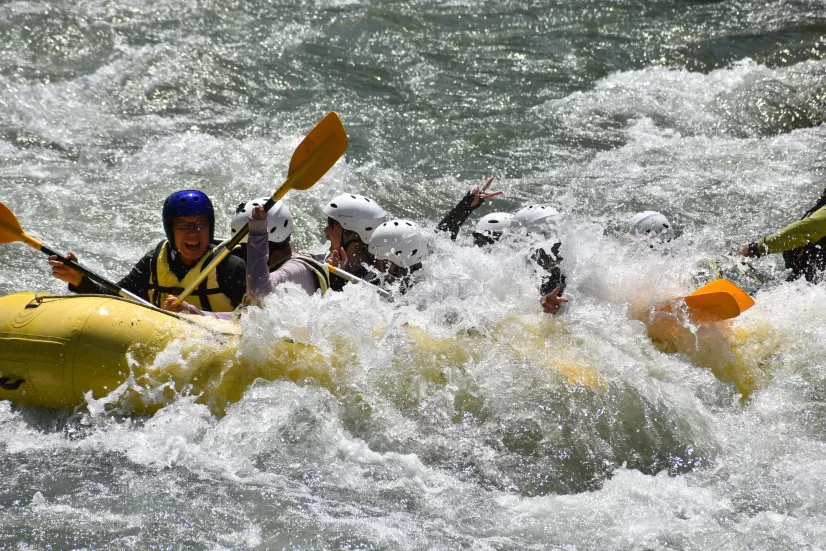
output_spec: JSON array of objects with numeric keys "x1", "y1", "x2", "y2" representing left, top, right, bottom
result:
[
  {"x1": 172, "y1": 302, "x2": 234, "y2": 319},
  {"x1": 744, "y1": 205, "x2": 826, "y2": 257},
  {"x1": 69, "y1": 250, "x2": 153, "y2": 300},
  {"x1": 436, "y1": 193, "x2": 480, "y2": 240},
  {"x1": 436, "y1": 178, "x2": 503, "y2": 240},
  {"x1": 245, "y1": 217, "x2": 272, "y2": 304}
]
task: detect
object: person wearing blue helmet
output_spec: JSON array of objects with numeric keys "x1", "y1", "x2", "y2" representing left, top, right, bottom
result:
[{"x1": 49, "y1": 190, "x2": 247, "y2": 311}]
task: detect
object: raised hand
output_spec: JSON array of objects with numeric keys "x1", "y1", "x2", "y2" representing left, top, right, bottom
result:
[
  {"x1": 251, "y1": 204, "x2": 266, "y2": 220},
  {"x1": 540, "y1": 286, "x2": 569, "y2": 315},
  {"x1": 469, "y1": 176, "x2": 504, "y2": 208},
  {"x1": 327, "y1": 247, "x2": 348, "y2": 269}
]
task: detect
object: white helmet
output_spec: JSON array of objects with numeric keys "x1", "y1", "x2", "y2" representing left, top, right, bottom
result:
[
  {"x1": 231, "y1": 197, "x2": 292, "y2": 244},
  {"x1": 512, "y1": 205, "x2": 560, "y2": 235},
  {"x1": 322, "y1": 193, "x2": 386, "y2": 244},
  {"x1": 473, "y1": 212, "x2": 513, "y2": 238},
  {"x1": 368, "y1": 220, "x2": 428, "y2": 268},
  {"x1": 629, "y1": 211, "x2": 674, "y2": 242}
]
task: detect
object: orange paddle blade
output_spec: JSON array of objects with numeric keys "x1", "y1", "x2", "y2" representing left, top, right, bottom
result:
[
  {"x1": 689, "y1": 279, "x2": 754, "y2": 314},
  {"x1": 684, "y1": 291, "x2": 741, "y2": 322}
]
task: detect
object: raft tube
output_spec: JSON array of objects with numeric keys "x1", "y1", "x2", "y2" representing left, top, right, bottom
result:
[{"x1": 0, "y1": 292, "x2": 236, "y2": 410}]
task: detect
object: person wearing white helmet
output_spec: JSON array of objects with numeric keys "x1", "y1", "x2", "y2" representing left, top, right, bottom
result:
[
  {"x1": 437, "y1": 176, "x2": 504, "y2": 241},
  {"x1": 511, "y1": 205, "x2": 568, "y2": 315},
  {"x1": 240, "y1": 198, "x2": 329, "y2": 306},
  {"x1": 167, "y1": 198, "x2": 329, "y2": 317},
  {"x1": 512, "y1": 205, "x2": 560, "y2": 238},
  {"x1": 368, "y1": 220, "x2": 428, "y2": 292},
  {"x1": 472, "y1": 212, "x2": 514, "y2": 247},
  {"x1": 322, "y1": 193, "x2": 387, "y2": 291},
  {"x1": 629, "y1": 211, "x2": 675, "y2": 243}
]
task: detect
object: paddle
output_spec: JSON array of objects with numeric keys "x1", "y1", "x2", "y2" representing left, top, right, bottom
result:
[
  {"x1": 683, "y1": 279, "x2": 754, "y2": 322},
  {"x1": 328, "y1": 265, "x2": 393, "y2": 299},
  {"x1": 175, "y1": 112, "x2": 348, "y2": 305},
  {"x1": 0, "y1": 201, "x2": 150, "y2": 306}
]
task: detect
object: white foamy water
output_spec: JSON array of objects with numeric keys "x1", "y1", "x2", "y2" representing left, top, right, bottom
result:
[{"x1": 1, "y1": 0, "x2": 825, "y2": 548}]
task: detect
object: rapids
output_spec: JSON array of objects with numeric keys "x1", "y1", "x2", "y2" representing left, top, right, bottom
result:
[{"x1": 1, "y1": 0, "x2": 825, "y2": 548}]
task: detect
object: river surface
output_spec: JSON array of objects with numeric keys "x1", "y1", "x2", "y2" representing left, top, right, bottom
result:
[{"x1": 1, "y1": 0, "x2": 825, "y2": 549}]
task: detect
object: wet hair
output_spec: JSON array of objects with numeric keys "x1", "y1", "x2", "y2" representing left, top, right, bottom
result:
[{"x1": 268, "y1": 236, "x2": 291, "y2": 255}]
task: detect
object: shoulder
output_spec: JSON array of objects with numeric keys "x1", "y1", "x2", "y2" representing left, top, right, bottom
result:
[{"x1": 217, "y1": 250, "x2": 246, "y2": 272}]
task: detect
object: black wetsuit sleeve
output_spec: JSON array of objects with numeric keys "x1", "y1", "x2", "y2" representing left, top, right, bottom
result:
[
  {"x1": 537, "y1": 242, "x2": 566, "y2": 296},
  {"x1": 215, "y1": 254, "x2": 247, "y2": 307},
  {"x1": 68, "y1": 250, "x2": 155, "y2": 300},
  {"x1": 436, "y1": 193, "x2": 483, "y2": 240},
  {"x1": 539, "y1": 268, "x2": 566, "y2": 296}
]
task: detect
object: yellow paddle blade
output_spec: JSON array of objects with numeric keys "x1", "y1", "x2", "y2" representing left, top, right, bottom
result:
[
  {"x1": 273, "y1": 112, "x2": 348, "y2": 201},
  {"x1": 0, "y1": 201, "x2": 42, "y2": 249},
  {"x1": 0, "y1": 201, "x2": 25, "y2": 244},
  {"x1": 689, "y1": 279, "x2": 755, "y2": 314}
]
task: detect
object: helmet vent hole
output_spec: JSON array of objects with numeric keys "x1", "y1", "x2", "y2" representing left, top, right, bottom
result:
[
  {"x1": 350, "y1": 195, "x2": 356, "y2": 199},
  {"x1": 411, "y1": 249, "x2": 417, "y2": 255},
  {"x1": 192, "y1": 197, "x2": 199, "y2": 202},
  {"x1": 270, "y1": 228, "x2": 276, "y2": 233},
  {"x1": 365, "y1": 226, "x2": 373, "y2": 231},
  {"x1": 330, "y1": 203, "x2": 338, "y2": 208},
  {"x1": 405, "y1": 222, "x2": 412, "y2": 226},
  {"x1": 393, "y1": 222, "x2": 399, "y2": 226},
  {"x1": 284, "y1": 220, "x2": 289, "y2": 227}
]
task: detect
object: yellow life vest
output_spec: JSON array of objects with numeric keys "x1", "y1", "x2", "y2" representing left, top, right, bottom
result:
[
  {"x1": 241, "y1": 252, "x2": 330, "y2": 306},
  {"x1": 147, "y1": 241, "x2": 235, "y2": 312}
]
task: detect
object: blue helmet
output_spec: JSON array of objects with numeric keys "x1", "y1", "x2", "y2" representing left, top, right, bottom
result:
[{"x1": 162, "y1": 190, "x2": 215, "y2": 246}]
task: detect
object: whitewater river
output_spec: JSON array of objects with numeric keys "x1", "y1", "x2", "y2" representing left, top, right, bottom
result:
[{"x1": 1, "y1": 0, "x2": 825, "y2": 548}]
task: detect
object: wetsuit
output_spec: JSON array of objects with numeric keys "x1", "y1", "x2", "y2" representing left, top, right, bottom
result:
[
  {"x1": 747, "y1": 189, "x2": 826, "y2": 283},
  {"x1": 69, "y1": 241, "x2": 247, "y2": 309}
]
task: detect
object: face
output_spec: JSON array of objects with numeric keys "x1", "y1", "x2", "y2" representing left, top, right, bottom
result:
[
  {"x1": 172, "y1": 215, "x2": 210, "y2": 266},
  {"x1": 325, "y1": 217, "x2": 343, "y2": 251}
]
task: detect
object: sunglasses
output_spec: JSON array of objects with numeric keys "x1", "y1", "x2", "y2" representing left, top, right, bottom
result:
[{"x1": 173, "y1": 221, "x2": 209, "y2": 232}]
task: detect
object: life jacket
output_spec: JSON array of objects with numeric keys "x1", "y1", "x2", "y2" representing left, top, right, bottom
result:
[
  {"x1": 147, "y1": 241, "x2": 235, "y2": 312},
  {"x1": 241, "y1": 251, "x2": 330, "y2": 305},
  {"x1": 783, "y1": 189, "x2": 826, "y2": 283}
]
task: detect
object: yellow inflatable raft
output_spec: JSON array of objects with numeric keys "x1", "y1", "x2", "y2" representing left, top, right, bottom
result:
[
  {"x1": 0, "y1": 292, "x2": 339, "y2": 414},
  {"x1": 0, "y1": 292, "x2": 221, "y2": 409}
]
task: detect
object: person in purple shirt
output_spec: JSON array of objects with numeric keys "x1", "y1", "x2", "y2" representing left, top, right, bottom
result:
[{"x1": 165, "y1": 197, "x2": 329, "y2": 318}]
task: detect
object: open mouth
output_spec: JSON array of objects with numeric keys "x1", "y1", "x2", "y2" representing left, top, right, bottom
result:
[{"x1": 183, "y1": 241, "x2": 201, "y2": 252}]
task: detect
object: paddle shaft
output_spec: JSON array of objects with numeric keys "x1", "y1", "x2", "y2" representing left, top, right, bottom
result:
[
  {"x1": 328, "y1": 265, "x2": 393, "y2": 299},
  {"x1": 41, "y1": 245, "x2": 151, "y2": 305}
]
